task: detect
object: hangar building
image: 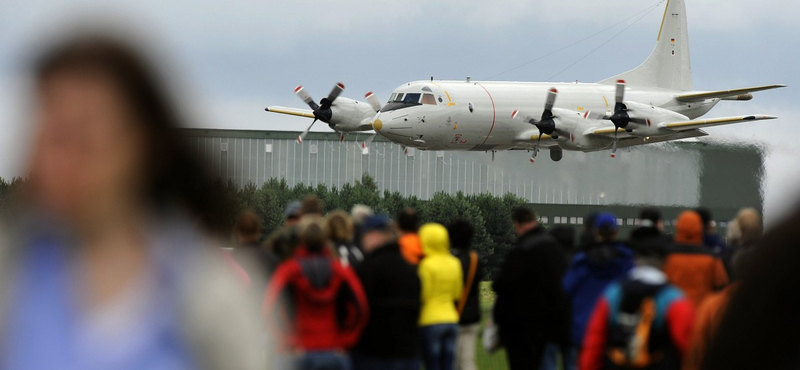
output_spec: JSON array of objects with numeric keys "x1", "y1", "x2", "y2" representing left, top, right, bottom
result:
[{"x1": 181, "y1": 128, "x2": 764, "y2": 235}]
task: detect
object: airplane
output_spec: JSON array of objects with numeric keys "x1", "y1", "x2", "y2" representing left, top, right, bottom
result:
[{"x1": 265, "y1": 0, "x2": 784, "y2": 162}]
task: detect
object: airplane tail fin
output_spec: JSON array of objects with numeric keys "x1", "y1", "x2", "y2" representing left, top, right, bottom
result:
[{"x1": 600, "y1": 0, "x2": 692, "y2": 91}]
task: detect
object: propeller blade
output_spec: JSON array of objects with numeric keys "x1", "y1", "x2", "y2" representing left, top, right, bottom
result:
[
  {"x1": 294, "y1": 86, "x2": 319, "y2": 110},
  {"x1": 511, "y1": 109, "x2": 537, "y2": 124},
  {"x1": 530, "y1": 132, "x2": 543, "y2": 163},
  {"x1": 365, "y1": 91, "x2": 382, "y2": 112},
  {"x1": 297, "y1": 119, "x2": 317, "y2": 144},
  {"x1": 610, "y1": 128, "x2": 618, "y2": 158},
  {"x1": 325, "y1": 82, "x2": 345, "y2": 105},
  {"x1": 544, "y1": 88, "x2": 558, "y2": 114},
  {"x1": 615, "y1": 80, "x2": 625, "y2": 104},
  {"x1": 362, "y1": 132, "x2": 377, "y2": 150}
]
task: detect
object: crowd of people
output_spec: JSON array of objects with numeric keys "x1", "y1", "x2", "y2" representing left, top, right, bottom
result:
[{"x1": 223, "y1": 195, "x2": 764, "y2": 370}]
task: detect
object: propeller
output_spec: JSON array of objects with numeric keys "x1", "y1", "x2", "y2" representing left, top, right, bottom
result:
[
  {"x1": 511, "y1": 88, "x2": 560, "y2": 163},
  {"x1": 607, "y1": 80, "x2": 628, "y2": 158},
  {"x1": 294, "y1": 82, "x2": 345, "y2": 143}
]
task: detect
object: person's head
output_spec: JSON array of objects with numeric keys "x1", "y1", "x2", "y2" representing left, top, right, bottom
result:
[
  {"x1": 594, "y1": 212, "x2": 619, "y2": 242},
  {"x1": 638, "y1": 207, "x2": 664, "y2": 231},
  {"x1": 283, "y1": 201, "x2": 301, "y2": 226},
  {"x1": 350, "y1": 204, "x2": 374, "y2": 226},
  {"x1": 397, "y1": 208, "x2": 420, "y2": 233},
  {"x1": 632, "y1": 237, "x2": 669, "y2": 269},
  {"x1": 360, "y1": 214, "x2": 395, "y2": 253},
  {"x1": 299, "y1": 217, "x2": 328, "y2": 254},
  {"x1": 736, "y1": 207, "x2": 762, "y2": 246},
  {"x1": 511, "y1": 206, "x2": 538, "y2": 236},
  {"x1": 675, "y1": 210, "x2": 704, "y2": 246},
  {"x1": 28, "y1": 34, "x2": 228, "y2": 235},
  {"x1": 583, "y1": 212, "x2": 599, "y2": 232},
  {"x1": 695, "y1": 207, "x2": 715, "y2": 232},
  {"x1": 233, "y1": 210, "x2": 261, "y2": 245},
  {"x1": 301, "y1": 195, "x2": 323, "y2": 218},
  {"x1": 326, "y1": 210, "x2": 354, "y2": 243},
  {"x1": 549, "y1": 225, "x2": 576, "y2": 253},
  {"x1": 726, "y1": 219, "x2": 742, "y2": 246},
  {"x1": 447, "y1": 219, "x2": 474, "y2": 251}
]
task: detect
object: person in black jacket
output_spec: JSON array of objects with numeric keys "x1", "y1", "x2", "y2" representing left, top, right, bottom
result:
[
  {"x1": 493, "y1": 207, "x2": 570, "y2": 370},
  {"x1": 351, "y1": 215, "x2": 422, "y2": 370},
  {"x1": 448, "y1": 220, "x2": 484, "y2": 370}
]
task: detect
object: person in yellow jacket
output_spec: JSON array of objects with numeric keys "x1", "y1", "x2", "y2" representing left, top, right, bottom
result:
[{"x1": 418, "y1": 223, "x2": 463, "y2": 370}]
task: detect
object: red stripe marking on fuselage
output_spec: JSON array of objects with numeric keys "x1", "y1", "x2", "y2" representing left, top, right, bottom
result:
[{"x1": 477, "y1": 83, "x2": 497, "y2": 146}]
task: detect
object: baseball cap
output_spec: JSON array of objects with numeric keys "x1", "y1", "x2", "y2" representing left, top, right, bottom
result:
[
  {"x1": 595, "y1": 212, "x2": 619, "y2": 233},
  {"x1": 284, "y1": 201, "x2": 301, "y2": 219},
  {"x1": 361, "y1": 214, "x2": 393, "y2": 233}
]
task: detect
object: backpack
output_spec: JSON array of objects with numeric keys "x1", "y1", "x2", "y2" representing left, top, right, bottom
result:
[{"x1": 607, "y1": 289, "x2": 671, "y2": 369}]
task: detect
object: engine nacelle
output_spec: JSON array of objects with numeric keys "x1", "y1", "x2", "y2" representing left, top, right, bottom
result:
[
  {"x1": 623, "y1": 101, "x2": 689, "y2": 136},
  {"x1": 329, "y1": 97, "x2": 377, "y2": 131}
]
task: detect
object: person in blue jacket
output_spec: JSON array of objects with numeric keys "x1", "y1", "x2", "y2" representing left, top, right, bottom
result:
[{"x1": 561, "y1": 213, "x2": 634, "y2": 370}]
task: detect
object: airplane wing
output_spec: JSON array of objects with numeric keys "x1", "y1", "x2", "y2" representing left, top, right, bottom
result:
[
  {"x1": 590, "y1": 115, "x2": 777, "y2": 138},
  {"x1": 265, "y1": 106, "x2": 315, "y2": 119},
  {"x1": 675, "y1": 85, "x2": 786, "y2": 102},
  {"x1": 658, "y1": 115, "x2": 777, "y2": 131},
  {"x1": 581, "y1": 129, "x2": 709, "y2": 152},
  {"x1": 611, "y1": 129, "x2": 709, "y2": 149}
]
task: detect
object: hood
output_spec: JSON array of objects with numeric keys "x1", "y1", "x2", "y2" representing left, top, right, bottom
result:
[
  {"x1": 419, "y1": 223, "x2": 450, "y2": 256},
  {"x1": 675, "y1": 211, "x2": 703, "y2": 246},
  {"x1": 620, "y1": 266, "x2": 669, "y2": 314}
]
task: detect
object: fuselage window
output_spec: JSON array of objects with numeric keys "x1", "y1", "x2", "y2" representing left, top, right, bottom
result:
[
  {"x1": 403, "y1": 93, "x2": 421, "y2": 104},
  {"x1": 421, "y1": 93, "x2": 437, "y2": 105}
]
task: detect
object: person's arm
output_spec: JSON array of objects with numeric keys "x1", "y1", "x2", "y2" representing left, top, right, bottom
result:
[
  {"x1": 682, "y1": 298, "x2": 715, "y2": 370},
  {"x1": 712, "y1": 258, "x2": 730, "y2": 290},
  {"x1": 581, "y1": 298, "x2": 610, "y2": 370},
  {"x1": 666, "y1": 298, "x2": 695, "y2": 356},
  {"x1": 263, "y1": 263, "x2": 296, "y2": 347},
  {"x1": 339, "y1": 268, "x2": 371, "y2": 348},
  {"x1": 492, "y1": 248, "x2": 524, "y2": 295},
  {"x1": 452, "y1": 258, "x2": 463, "y2": 303},
  {"x1": 419, "y1": 261, "x2": 433, "y2": 304}
]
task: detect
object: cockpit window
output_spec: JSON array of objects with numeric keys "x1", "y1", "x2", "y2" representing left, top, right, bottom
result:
[
  {"x1": 389, "y1": 93, "x2": 397, "y2": 103},
  {"x1": 392, "y1": 93, "x2": 405, "y2": 102},
  {"x1": 403, "y1": 93, "x2": 421, "y2": 104},
  {"x1": 421, "y1": 93, "x2": 436, "y2": 105}
]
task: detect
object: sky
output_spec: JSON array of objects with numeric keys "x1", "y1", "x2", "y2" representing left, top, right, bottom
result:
[{"x1": 0, "y1": 0, "x2": 796, "y2": 225}]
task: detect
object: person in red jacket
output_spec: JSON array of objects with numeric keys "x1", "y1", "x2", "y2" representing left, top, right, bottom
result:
[
  {"x1": 580, "y1": 238, "x2": 694, "y2": 370},
  {"x1": 264, "y1": 218, "x2": 369, "y2": 370}
]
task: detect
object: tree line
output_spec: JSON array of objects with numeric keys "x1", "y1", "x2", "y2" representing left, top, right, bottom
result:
[{"x1": 0, "y1": 174, "x2": 529, "y2": 279}]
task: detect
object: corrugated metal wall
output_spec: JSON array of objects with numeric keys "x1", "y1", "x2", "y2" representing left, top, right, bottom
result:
[{"x1": 184, "y1": 132, "x2": 724, "y2": 207}]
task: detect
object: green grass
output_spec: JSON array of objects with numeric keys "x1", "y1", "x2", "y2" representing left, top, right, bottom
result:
[{"x1": 475, "y1": 282, "x2": 509, "y2": 370}]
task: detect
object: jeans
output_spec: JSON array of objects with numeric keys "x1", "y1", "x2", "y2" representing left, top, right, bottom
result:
[
  {"x1": 351, "y1": 355, "x2": 420, "y2": 370},
  {"x1": 298, "y1": 351, "x2": 352, "y2": 370},
  {"x1": 540, "y1": 343, "x2": 577, "y2": 370},
  {"x1": 421, "y1": 324, "x2": 458, "y2": 370}
]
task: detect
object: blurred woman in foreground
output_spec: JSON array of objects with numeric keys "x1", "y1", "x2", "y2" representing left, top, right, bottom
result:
[{"x1": 0, "y1": 34, "x2": 263, "y2": 369}]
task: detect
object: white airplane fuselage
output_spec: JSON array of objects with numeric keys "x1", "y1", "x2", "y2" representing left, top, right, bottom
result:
[{"x1": 373, "y1": 81, "x2": 718, "y2": 152}]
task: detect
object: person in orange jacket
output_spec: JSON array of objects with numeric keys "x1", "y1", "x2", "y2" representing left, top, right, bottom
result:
[
  {"x1": 663, "y1": 211, "x2": 729, "y2": 308},
  {"x1": 397, "y1": 208, "x2": 425, "y2": 265}
]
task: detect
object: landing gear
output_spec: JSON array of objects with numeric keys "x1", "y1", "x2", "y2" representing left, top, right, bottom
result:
[{"x1": 550, "y1": 148, "x2": 563, "y2": 162}]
